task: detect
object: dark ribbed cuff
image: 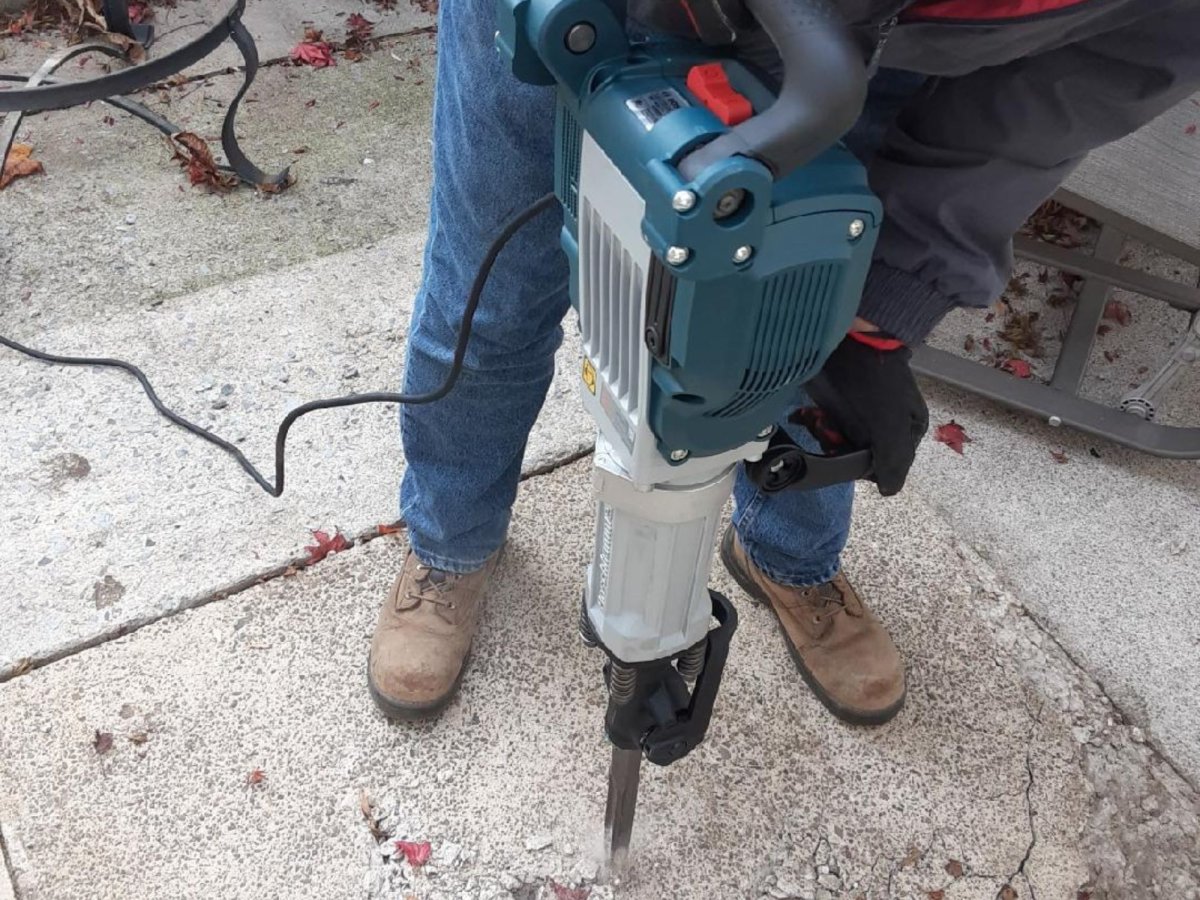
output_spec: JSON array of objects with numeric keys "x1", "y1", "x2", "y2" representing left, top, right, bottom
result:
[{"x1": 856, "y1": 263, "x2": 960, "y2": 346}]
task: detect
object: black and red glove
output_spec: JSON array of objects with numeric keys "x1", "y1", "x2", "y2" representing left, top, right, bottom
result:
[{"x1": 798, "y1": 331, "x2": 929, "y2": 496}]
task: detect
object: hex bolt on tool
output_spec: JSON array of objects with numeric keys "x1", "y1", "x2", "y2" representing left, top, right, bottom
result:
[{"x1": 498, "y1": 0, "x2": 879, "y2": 868}]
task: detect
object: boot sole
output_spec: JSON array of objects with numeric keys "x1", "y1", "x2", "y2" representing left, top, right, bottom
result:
[
  {"x1": 719, "y1": 528, "x2": 905, "y2": 728},
  {"x1": 366, "y1": 655, "x2": 468, "y2": 722}
]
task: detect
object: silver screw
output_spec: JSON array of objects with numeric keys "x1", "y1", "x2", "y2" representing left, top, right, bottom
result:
[
  {"x1": 848, "y1": 219, "x2": 865, "y2": 239},
  {"x1": 1048, "y1": 415, "x2": 1063, "y2": 427},
  {"x1": 665, "y1": 246, "x2": 690, "y2": 266},
  {"x1": 565, "y1": 22, "x2": 596, "y2": 54},
  {"x1": 672, "y1": 190, "x2": 697, "y2": 212},
  {"x1": 670, "y1": 449, "x2": 689, "y2": 462},
  {"x1": 757, "y1": 425, "x2": 774, "y2": 439},
  {"x1": 733, "y1": 245, "x2": 753, "y2": 264}
]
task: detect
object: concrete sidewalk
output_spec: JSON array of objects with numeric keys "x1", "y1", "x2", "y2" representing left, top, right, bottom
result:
[
  {"x1": 4, "y1": 459, "x2": 1196, "y2": 900},
  {"x1": 4, "y1": 2, "x2": 1200, "y2": 896}
]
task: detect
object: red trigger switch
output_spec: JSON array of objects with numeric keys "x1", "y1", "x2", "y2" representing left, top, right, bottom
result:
[{"x1": 686, "y1": 63, "x2": 752, "y2": 126}]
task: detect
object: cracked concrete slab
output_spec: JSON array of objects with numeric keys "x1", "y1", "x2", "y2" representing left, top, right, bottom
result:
[
  {"x1": 916, "y1": 217, "x2": 1200, "y2": 788},
  {"x1": 5, "y1": 457, "x2": 1185, "y2": 900},
  {"x1": 0, "y1": 228, "x2": 591, "y2": 675},
  {"x1": 0, "y1": 36, "x2": 592, "y2": 675}
]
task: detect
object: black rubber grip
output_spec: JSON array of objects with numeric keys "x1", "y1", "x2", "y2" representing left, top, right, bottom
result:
[{"x1": 678, "y1": 0, "x2": 867, "y2": 180}]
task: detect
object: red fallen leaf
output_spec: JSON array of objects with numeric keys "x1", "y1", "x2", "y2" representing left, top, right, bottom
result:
[
  {"x1": 368, "y1": 99, "x2": 381, "y2": 111},
  {"x1": 394, "y1": 840, "x2": 432, "y2": 867},
  {"x1": 4, "y1": 7, "x2": 36, "y2": 36},
  {"x1": 984, "y1": 311, "x2": 995, "y2": 323},
  {"x1": 928, "y1": 892, "x2": 945, "y2": 900},
  {"x1": 1, "y1": 143, "x2": 45, "y2": 190},
  {"x1": 346, "y1": 12, "x2": 375, "y2": 44},
  {"x1": 1078, "y1": 892, "x2": 1092, "y2": 900},
  {"x1": 1002, "y1": 358, "x2": 1032, "y2": 379},
  {"x1": 128, "y1": 2, "x2": 152, "y2": 24},
  {"x1": 1103, "y1": 300, "x2": 1132, "y2": 326},
  {"x1": 1050, "y1": 449, "x2": 1069, "y2": 464},
  {"x1": 1096, "y1": 324, "x2": 1113, "y2": 337},
  {"x1": 377, "y1": 522, "x2": 404, "y2": 535},
  {"x1": 344, "y1": 48, "x2": 365, "y2": 62},
  {"x1": 981, "y1": 337, "x2": 993, "y2": 352},
  {"x1": 305, "y1": 529, "x2": 351, "y2": 563},
  {"x1": 550, "y1": 881, "x2": 591, "y2": 900},
  {"x1": 963, "y1": 334, "x2": 976, "y2": 353},
  {"x1": 944, "y1": 860, "x2": 964, "y2": 879},
  {"x1": 93, "y1": 730, "x2": 114, "y2": 754},
  {"x1": 291, "y1": 29, "x2": 337, "y2": 68},
  {"x1": 246, "y1": 768, "x2": 267, "y2": 787},
  {"x1": 1186, "y1": 124, "x2": 1197, "y2": 136},
  {"x1": 999, "y1": 886, "x2": 1018, "y2": 900},
  {"x1": 934, "y1": 420, "x2": 971, "y2": 455}
]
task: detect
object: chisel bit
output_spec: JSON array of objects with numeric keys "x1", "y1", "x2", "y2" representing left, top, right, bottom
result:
[{"x1": 603, "y1": 745, "x2": 642, "y2": 873}]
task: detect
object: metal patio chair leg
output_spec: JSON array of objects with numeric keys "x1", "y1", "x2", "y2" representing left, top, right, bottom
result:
[{"x1": 912, "y1": 190, "x2": 1200, "y2": 459}]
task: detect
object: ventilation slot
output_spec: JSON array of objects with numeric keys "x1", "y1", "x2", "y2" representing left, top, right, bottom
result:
[
  {"x1": 557, "y1": 106, "x2": 583, "y2": 219},
  {"x1": 709, "y1": 262, "x2": 843, "y2": 418},
  {"x1": 579, "y1": 199, "x2": 644, "y2": 414}
]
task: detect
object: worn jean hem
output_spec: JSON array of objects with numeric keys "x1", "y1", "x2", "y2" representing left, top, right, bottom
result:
[
  {"x1": 400, "y1": 494, "x2": 503, "y2": 574},
  {"x1": 736, "y1": 535, "x2": 842, "y2": 589},
  {"x1": 406, "y1": 539, "x2": 495, "y2": 576}
]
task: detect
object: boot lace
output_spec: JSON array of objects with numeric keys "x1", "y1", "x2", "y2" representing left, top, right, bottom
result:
[{"x1": 401, "y1": 565, "x2": 460, "y2": 612}]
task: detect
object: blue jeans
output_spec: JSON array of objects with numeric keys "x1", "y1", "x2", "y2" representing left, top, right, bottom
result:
[{"x1": 400, "y1": 0, "x2": 920, "y2": 584}]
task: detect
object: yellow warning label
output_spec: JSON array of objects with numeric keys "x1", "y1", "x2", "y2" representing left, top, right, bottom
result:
[{"x1": 582, "y1": 358, "x2": 597, "y2": 395}]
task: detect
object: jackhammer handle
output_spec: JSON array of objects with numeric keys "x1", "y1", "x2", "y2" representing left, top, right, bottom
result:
[{"x1": 677, "y1": 0, "x2": 867, "y2": 180}]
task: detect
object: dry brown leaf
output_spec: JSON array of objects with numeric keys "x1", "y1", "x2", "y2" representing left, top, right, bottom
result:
[
  {"x1": 944, "y1": 860, "x2": 964, "y2": 879},
  {"x1": 900, "y1": 845, "x2": 922, "y2": 870},
  {"x1": 166, "y1": 132, "x2": 237, "y2": 193},
  {"x1": 128, "y1": 730, "x2": 150, "y2": 745},
  {"x1": 93, "y1": 730, "x2": 114, "y2": 754},
  {"x1": 11, "y1": 657, "x2": 33, "y2": 676},
  {"x1": 999, "y1": 311, "x2": 1044, "y2": 357},
  {"x1": 359, "y1": 790, "x2": 386, "y2": 841},
  {"x1": 1, "y1": 144, "x2": 46, "y2": 190},
  {"x1": 999, "y1": 886, "x2": 1019, "y2": 900}
]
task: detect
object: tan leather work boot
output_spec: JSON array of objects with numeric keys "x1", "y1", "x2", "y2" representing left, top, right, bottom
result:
[
  {"x1": 368, "y1": 548, "x2": 502, "y2": 720},
  {"x1": 719, "y1": 527, "x2": 905, "y2": 725}
]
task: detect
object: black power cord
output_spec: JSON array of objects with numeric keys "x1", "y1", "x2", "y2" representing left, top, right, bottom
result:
[{"x1": 0, "y1": 192, "x2": 558, "y2": 497}]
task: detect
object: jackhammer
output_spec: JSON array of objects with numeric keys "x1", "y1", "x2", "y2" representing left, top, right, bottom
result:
[{"x1": 496, "y1": 0, "x2": 880, "y2": 866}]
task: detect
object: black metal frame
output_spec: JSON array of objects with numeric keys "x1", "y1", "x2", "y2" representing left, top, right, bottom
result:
[
  {"x1": 913, "y1": 188, "x2": 1200, "y2": 458},
  {"x1": 0, "y1": 0, "x2": 288, "y2": 188}
]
